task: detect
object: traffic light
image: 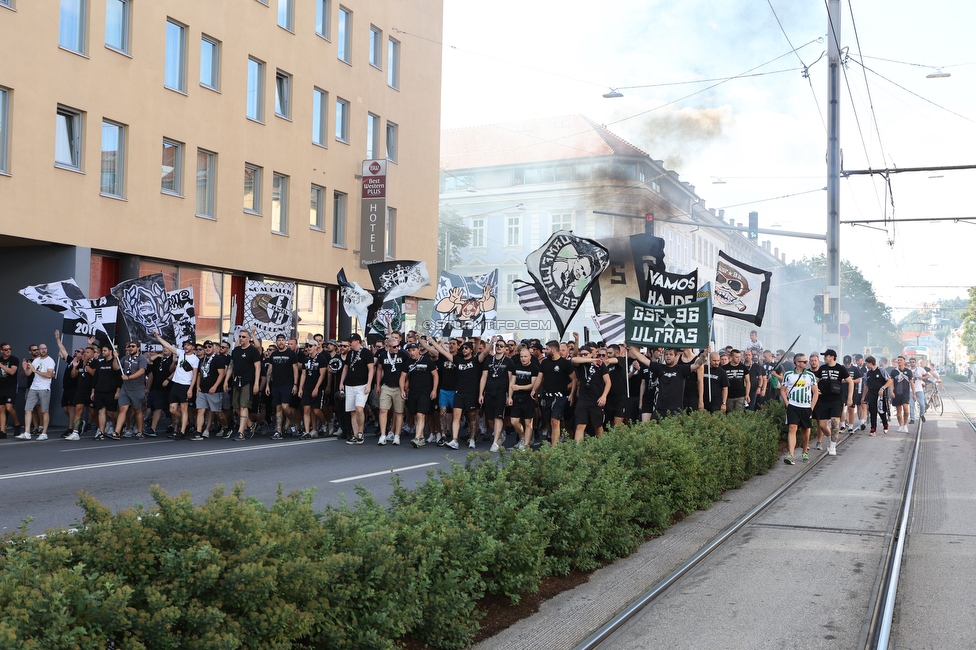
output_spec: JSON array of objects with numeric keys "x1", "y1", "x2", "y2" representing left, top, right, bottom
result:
[
  {"x1": 748, "y1": 211, "x2": 759, "y2": 240},
  {"x1": 813, "y1": 294, "x2": 825, "y2": 324},
  {"x1": 644, "y1": 213, "x2": 655, "y2": 235}
]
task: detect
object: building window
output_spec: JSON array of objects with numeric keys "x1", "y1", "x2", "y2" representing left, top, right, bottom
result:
[
  {"x1": 387, "y1": 38, "x2": 400, "y2": 89},
  {"x1": 470, "y1": 218, "x2": 485, "y2": 248},
  {"x1": 315, "y1": 0, "x2": 330, "y2": 38},
  {"x1": 200, "y1": 36, "x2": 220, "y2": 90},
  {"x1": 337, "y1": 7, "x2": 351, "y2": 63},
  {"x1": 386, "y1": 207, "x2": 396, "y2": 258},
  {"x1": 505, "y1": 273, "x2": 520, "y2": 305},
  {"x1": 55, "y1": 105, "x2": 83, "y2": 170},
  {"x1": 164, "y1": 19, "x2": 186, "y2": 92},
  {"x1": 105, "y1": 0, "x2": 129, "y2": 54},
  {"x1": 275, "y1": 70, "x2": 291, "y2": 119},
  {"x1": 59, "y1": 0, "x2": 87, "y2": 54},
  {"x1": 366, "y1": 113, "x2": 379, "y2": 160},
  {"x1": 161, "y1": 138, "x2": 182, "y2": 194},
  {"x1": 272, "y1": 173, "x2": 288, "y2": 233},
  {"x1": 310, "y1": 184, "x2": 325, "y2": 229},
  {"x1": 386, "y1": 121, "x2": 398, "y2": 162},
  {"x1": 369, "y1": 26, "x2": 382, "y2": 68},
  {"x1": 312, "y1": 88, "x2": 328, "y2": 146},
  {"x1": 333, "y1": 190, "x2": 346, "y2": 246},
  {"x1": 244, "y1": 163, "x2": 261, "y2": 213},
  {"x1": 196, "y1": 148, "x2": 216, "y2": 218},
  {"x1": 100, "y1": 120, "x2": 124, "y2": 197},
  {"x1": 247, "y1": 57, "x2": 264, "y2": 121},
  {"x1": 0, "y1": 88, "x2": 8, "y2": 174},
  {"x1": 277, "y1": 0, "x2": 293, "y2": 31},
  {"x1": 335, "y1": 97, "x2": 349, "y2": 143},
  {"x1": 551, "y1": 213, "x2": 572, "y2": 234},
  {"x1": 506, "y1": 216, "x2": 521, "y2": 246}
]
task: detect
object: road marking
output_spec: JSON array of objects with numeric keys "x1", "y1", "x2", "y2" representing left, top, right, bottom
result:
[
  {"x1": 330, "y1": 462, "x2": 439, "y2": 483},
  {"x1": 0, "y1": 439, "x2": 329, "y2": 481},
  {"x1": 60, "y1": 440, "x2": 173, "y2": 452}
]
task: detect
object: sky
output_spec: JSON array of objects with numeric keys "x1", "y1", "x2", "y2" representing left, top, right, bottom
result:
[{"x1": 435, "y1": 0, "x2": 976, "y2": 323}]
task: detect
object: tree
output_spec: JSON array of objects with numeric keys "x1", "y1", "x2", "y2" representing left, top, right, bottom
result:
[
  {"x1": 961, "y1": 287, "x2": 976, "y2": 355},
  {"x1": 438, "y1": 207, "x2": 471, "y2": 275},
  {"x1": 786, "y1": 255, "x2": 901, "y2": 355}
]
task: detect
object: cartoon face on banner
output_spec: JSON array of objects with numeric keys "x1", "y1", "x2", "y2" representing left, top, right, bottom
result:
[
  {"x1": 536, "y1": 234, "x2": 609, "y2": 311},
  {"x1": 120, "y1": 282, "x2": 170, "y2": 333},
  {"x1": 251, "y1": 293, "x2": 292, "y2": 326},
  {"x1": 435, "y1": 283, "x2": 495, "y2": 327},
  {"x1": 715, "y1": 259, "x2": 752, "y2": 312}
]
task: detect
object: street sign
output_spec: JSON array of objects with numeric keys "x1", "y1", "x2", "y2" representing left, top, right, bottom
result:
[
  {"x1": 839, "y1": 310, "x2": 850, "y2": 324},
  {"x1": 839, "y1": 323, "x2": 850, "y2": 339}
]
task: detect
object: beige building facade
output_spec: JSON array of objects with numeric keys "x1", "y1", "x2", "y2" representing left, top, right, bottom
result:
[{"x1": 0, "y1": 0, "x2": 441, "y2": 346}]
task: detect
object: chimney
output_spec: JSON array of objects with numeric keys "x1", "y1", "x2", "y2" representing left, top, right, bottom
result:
[
  {"x1": 781, "y1": 253, "x2": 786, "y2": 263},
  {"x1": 762, "y1": 240, "x2": 771, "y2": 252},
  {"x1": 774, "y1": 247, "x2": 779, "y2": 259},
  {"x1": 718, "y1": 209, "x2": 725, "y2": 219},
  {"x1": 708, "y1": 208, "x2": 716, "y2": 216}
]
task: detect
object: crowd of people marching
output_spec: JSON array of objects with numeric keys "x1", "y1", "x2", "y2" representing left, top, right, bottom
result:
[{"x1": 0, "y1": 329, "x2": 942, "y2": 459}]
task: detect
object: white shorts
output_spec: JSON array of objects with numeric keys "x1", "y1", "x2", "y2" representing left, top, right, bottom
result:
[{"x1": 345, "y1": 384, "x2": 368, "y2": 412}]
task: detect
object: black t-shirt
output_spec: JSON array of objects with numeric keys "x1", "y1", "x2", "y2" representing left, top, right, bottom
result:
[
  {"x1": 231, "y1": 345, "x2": 261, "y2": 385},
  {"x1": 815, "y1": 363, "x2": 850, "y2": 402},
  {"x1": 889, "y1": 367, "x2": 912, "y2": 399},
  {"x1": 0, "y1": 355, "x2": 18, "y2": 390},
  {"x1": 268, "y1": 348, "x2": 298, "y2": 386},
  {"x1": 343, "y1": 347, "x2": 374, "y2": 386},
  {"x1": 722, "y1": 363, "x2": 748, "y2": 399},
  {"x1": 747, "y1": 363, "x2": 762, "y2": 397},
  {"x1": 847, "y1": 364, "x2": 862, "y2": 395},
  {"x1": 301, "y1": 353, "x2": 323, "y2": 390},
  {"x1": 607, "y1": 357, "x2": 628, "y2": 400},
  {"x1": 703, "y1": 365, "x2": 730, "y2": 411},
  {"x1": 90, "y1": 357, "x2": 121, "y2": 393},
  {"x1": 406, "y1": 353, "x2": 436, "y2": 396},
  {"x1": 512, "y1": 358, "x2": 539, "y2": 391},
  {"x1": 864, "y1": 367, "x2": 888, "y2": 395},
  {"x1": 198, "y1": 354, "x2": 227, "y2": 392},
  {"x1": 576, "y1": 362, "x2": 609, "y2": 403},
  {"x1": 437, "y1": 355, "x2": 458, "y2": 392},
  {"x1": 454, "y1": 354, "x2": 482, "y2": 394},
  {"x1": 482, "y1": 355, "x2": 514, "y2": 393},
  {"x1": 378, "y1": 349, "x2": 409, "y2": 388},
  {"x1": 149, "y1": 355, "x2": 173, "y2": 391},
  {"x1": 74, "y1": 359, "x2": 94, "y2": 397},
  {"x1": 539, "y1": 357, "x2": 573, "y2": 395},
  {"x1": 61, "y1": 358, "x2": 78, "y2": 394},
  {"x1": 649, "y1": 362, "x2": 692, "y2": 415}
]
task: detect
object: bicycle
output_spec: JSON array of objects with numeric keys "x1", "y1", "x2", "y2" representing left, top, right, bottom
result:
[{"x1": 925, "y1": 385, "x2": 944, "y2": 417}]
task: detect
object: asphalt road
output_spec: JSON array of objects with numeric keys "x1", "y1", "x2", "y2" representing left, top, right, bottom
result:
[{"x1": 0, "y1": 428, "x2": 480, "y2": 536}]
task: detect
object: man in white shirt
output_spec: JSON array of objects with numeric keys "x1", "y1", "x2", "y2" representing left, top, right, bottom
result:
[
  {"x1": 154, "y1": 332, "x2": 199, "y2": 441},
  {"x1": 17, "y1": 342, "x2": 57, "y2": 440}
]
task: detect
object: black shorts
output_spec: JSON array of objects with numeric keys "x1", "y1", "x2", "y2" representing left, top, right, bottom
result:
[
  {"x1": 300, "y1": 383, "x2": 319, "y2": 407},
  {"x1": 816, "y1": 400, "x2": 844, "y2": 419},
  {"x1": 453, "y1": 392, "x2": 480, "y2": 412},
  {"x1": 604, "y1": 396, "x2": 628, "y2": 420},
  {"x1": 71, "y1": 387, "x2": 93, "y2": 408},
  {"x1": 169, "y1": 382, "x2": 192, "y2": 404},
  {"x1": 406, "y1": 391, "x2": 432, "y2": 415},
  {"x1": 574, "y1": 400, "x2": 604, "y2": 428},
  {"x1": 0, "y1": 387, "x2": 16, "y2": 405},
  {"x1": 271, "y1": 384, "x2": 293, "y2": 406},
  {"x1": 539, "y1": 395, "x2": 568, "y2": 422},
  {"x1": 92, "y1": 392, "x2": 118, "y2": 412},
  {"x1": 147, "y1": 389, "x2": 169, "y2": 411},
  {"x1": 483, "y1": 391, "x2": 508, "y2": 420},
  {"x1": 892, "y1": 393, "x2": 909, "y2": 407},
  {"x1": 509, "y1": 393, "x2": 536, "y2": 419},
  {"x1": 641, "y1": 389, "x2": 657, "y2": 414},
  {"x1": 289, "y1": 393, "x2": 302, "y2": 409},
  {"x1": 786, "y1": 404, "x2": 813, "y2": 429},
  {"x1": 60, "y1": 387, "x2": 75, "y2": 408}
]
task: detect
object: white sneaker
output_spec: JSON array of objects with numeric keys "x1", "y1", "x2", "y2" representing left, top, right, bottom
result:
[
  {"x1": 392, "y1": 435, "x2": 400, "y2": 445},
  {"x1": 489, "y1": 442, "x2": 500, "y2": 452},
  {"x1": 828, "y1": 441, "x2": 837, "y2": 456},
  {"x1": 468, "y1": 439, "x2": 476, "y2": 449},
  {"x1": 515, "y1": 440, "x2": 526, "y2": 450},
  {"x1": 447, "y1": 439, "x2": 459, "y2": 449},
  {"x1": 65, "y1": 431, "x2": 80, "y2": 441},
  {"x1": 36, "y1": 433, "x2": 48, "y2": 441},
  {"x1": 15, "y1": 432, "x2": 31, "y2": 440},
  {"x1": 426, "y1": 432, "x2": 437, "y2": 444},
  {"x1": 377, "y1": 434, "x2": 387, "y2": 446}
]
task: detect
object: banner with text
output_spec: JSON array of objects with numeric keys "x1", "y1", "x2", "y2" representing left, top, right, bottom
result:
[
  {"x1": 591, "y1": 233, "x2": 666, "y2": 313},
  {"x1": 645, "y1": 268, "x2": 698, "y2": 305},
  {"x1": 360, "y1": 159, "x2": 387, "y2": 268},
  {"x1": 625, "y1": 296, "x2": 710, "y2": 349},
  {"x1": 243, "y1": 280, "x2": 295, "y2": 340}
]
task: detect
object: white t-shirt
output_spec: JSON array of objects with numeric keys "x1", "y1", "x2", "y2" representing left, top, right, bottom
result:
[
  {"x1": 172, "y1": 351, "x2": 199, "y2": 386},
  {"x1": 30, "y1": 356, "x2": 57, "y2": 391},
  {"x1": 910, "y1": 366, "x2": 928, "y2": 392}
]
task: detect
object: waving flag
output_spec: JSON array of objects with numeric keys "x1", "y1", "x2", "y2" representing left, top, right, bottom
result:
[
  {"x1": 20, "y1": 278, "x2": 117, "y2": 342},
  {"x1": 432, "y1": 269, "x2": 498, "y2": 337},
  {"x1": 367, "y1": 260, "x2": 430, "y2": 303},
  {"x1": 243, "y1": 279, "x2": 295, "y2": 341},
  {"x1": 513, "y1": 282, "x2": 547, "y2": 314},
  {"x1": 167, "y1": 287, "x2": 196, "y2": 347},
  {"x1": 712, "y1": 251, "x2": 772, "y2": 326},
  {"x1": 645, "y1": 268, "x2": 698, "y2": 305},
  {"x1": 524, "y1": 231, "x2": 609, "y2": 338},
  {"x1": 625, "y1": 296, "x2": 710, "y2": 349},
  {"x1": 337, "y1": 269, "x2": 377, "y2": 329},
  {"x1": 591, "y1": 233, "x2": 666, "y2": 314},
  {"x1": 592, "y1": 312, "x2": 626, "y2": 345},
  {"x1": 111, "y1": 274, "x2": 176, "y2": 344}
]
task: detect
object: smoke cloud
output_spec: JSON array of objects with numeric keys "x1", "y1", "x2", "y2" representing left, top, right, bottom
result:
[{"x1": 621, "y1": 106, "x2": 733, "y2": 170}]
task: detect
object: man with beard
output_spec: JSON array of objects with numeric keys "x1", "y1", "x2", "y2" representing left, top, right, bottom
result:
[
  {"x1": 537, "y1": 340, "x2": 576, "y2": 447},
  {"x1": 636, "y1": 347, "x2": 663, "y2": 422},
  {"x1": 480, "y1": 336, "x2": 515, "y2": 452},
  {"x1": 703, "y1": 352, "x2": 730, "y2": 413},
  {"x1": 194, "y1": 341, "x2": 226, "y2": 440},
  {"x1": 814, "y1": 349, "x2": 852, "y2": 456},
  {"x1": 509, "y1": 347, "x2": 541, "y2": 450},
  {"x1": 722, "y1": 349, "x2": 750, "y2": 413},
  {"x1": 427, "y1": 336, "x2": 489, "y2": 449},
  {"x1": 65, "y1": 345, "x2": 97, "y2": 440},
  {"x1": 117, "y1": 340, "x2": 150, "y2": 439},
  {"x1": 0, "y1": 341, "x2": 21, "y2": 437},
  {"x1": 375, "y1": 335, "x2": 408, "y2": 446},
  {"x1": 403, "y1": 340, "x2": 438, "y2": 448},
  {"x1": 570, "y1": 345, "x2": 611, "y2": 441},
  {"x1": 265, "y1": 334, "x2": 300, "y2": 441},
  {"x1": 339, "y1": 333, "x2": 375, "y2": 445},
  {"x1": 744, "y1": 349, "x2": 763, "y2": 410},
  {"x1": 87, "y1": 343, "x2": 122, "y2": 440},
  {"x1": 781, "y1": 354, "x2": 818, "y2": 465},
  {"x1": 842, "y1": 354, "x2": 863, "y2": 432},
  {"x1": 630, "y1": 346, "x2": 709, "y2": 419}
]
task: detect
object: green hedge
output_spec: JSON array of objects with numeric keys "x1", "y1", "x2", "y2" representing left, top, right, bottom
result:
[{"x1": 0, "y1": 409, "x2": 781, "y2": 649}]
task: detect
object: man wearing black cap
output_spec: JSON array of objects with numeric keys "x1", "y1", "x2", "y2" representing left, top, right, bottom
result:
[
  {"x1": 339, "y1": 333, "x2": 374, "y2": 445},
  {"x1": 814, "y1": 349, "x2": 852, "y2": 456},
  {"x1": 266, "y1": 334, "x2": 300, "y2": 440}
]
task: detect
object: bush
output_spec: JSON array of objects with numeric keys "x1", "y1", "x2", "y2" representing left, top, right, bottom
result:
[{"x1": 0, "y1": 408, "x2": 783, "y2": 649}]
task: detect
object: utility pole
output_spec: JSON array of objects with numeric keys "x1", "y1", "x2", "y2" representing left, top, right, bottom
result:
[{"x1": 826, "y1": 0, "x2": 842, "y2": 348}]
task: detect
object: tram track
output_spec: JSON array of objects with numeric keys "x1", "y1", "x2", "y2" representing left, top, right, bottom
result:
[{"x1": 575, "y1": 398, "x2": 929, "y2": 650}]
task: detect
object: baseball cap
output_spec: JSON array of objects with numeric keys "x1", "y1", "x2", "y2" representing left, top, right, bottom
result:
[
  {"x1": 405, "y1": 343, "x2": 419, "y2": 350},
  {"x1": 275, "y1": 334, "x2": 286, "y2": 340},
  {"x1": 822, "y1": 348, "x2": 837, "y2": 358},
  {"x1": 349, "y1": 333, "x2": 363, "y2": 342},
  {"x1": 203, "y1": 340, "x2": 214, "y2": 346}
]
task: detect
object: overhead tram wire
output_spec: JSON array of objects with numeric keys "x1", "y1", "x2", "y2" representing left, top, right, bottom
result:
[
  {"x1": 850, "y1": 59, "x2": 976, "y2": 125},
  {"x1": 767, "y1": 0, "x2": 828, "y2": 132},
  {"x1": 846, "y1": 0, "x2": 891, "y2": 177}
]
